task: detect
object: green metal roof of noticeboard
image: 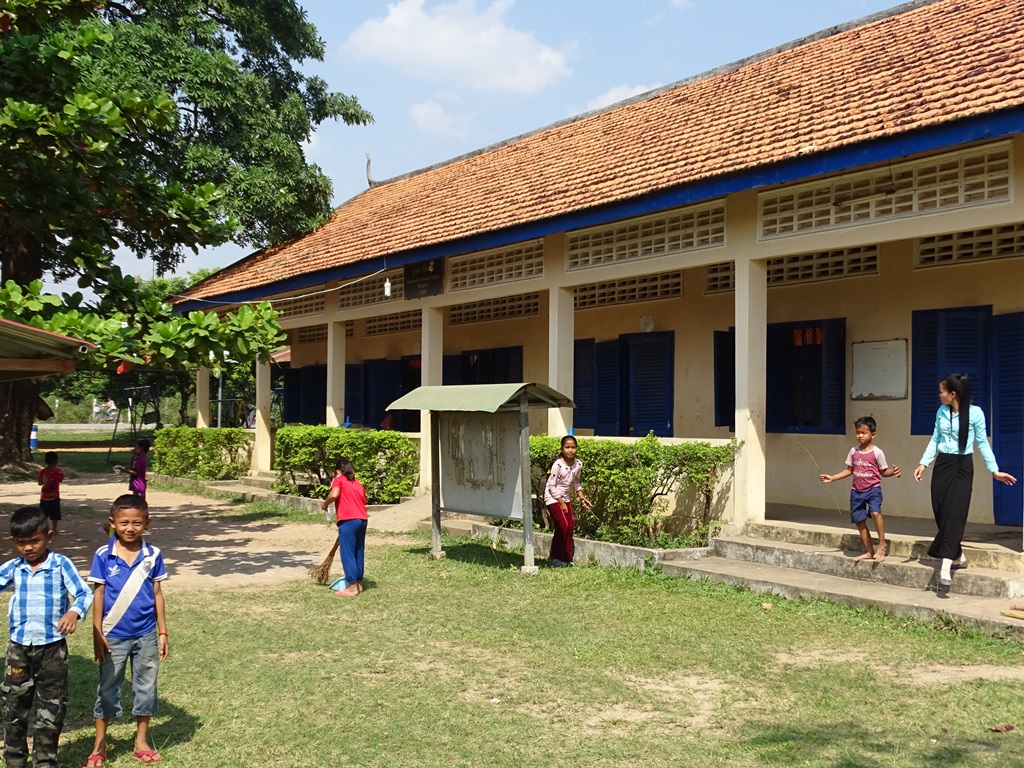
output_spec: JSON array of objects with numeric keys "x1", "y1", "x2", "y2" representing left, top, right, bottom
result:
[{"x1": 387, "y1": 383, "x2": 573, "y2": 413}]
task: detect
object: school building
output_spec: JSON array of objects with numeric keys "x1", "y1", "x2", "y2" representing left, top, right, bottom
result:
[{"x1": 177, "y1": 0, "x2": 1024, "y2": 531}]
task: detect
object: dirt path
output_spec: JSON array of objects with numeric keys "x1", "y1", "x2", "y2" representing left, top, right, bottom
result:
[{"x1": 0, "y1": 478, "x2": 423, "y2": 591}]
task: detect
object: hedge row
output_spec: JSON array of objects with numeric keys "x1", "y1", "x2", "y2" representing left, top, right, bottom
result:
[{"x1": 152, "y1": 426, "x2": 252, "y2": 481}]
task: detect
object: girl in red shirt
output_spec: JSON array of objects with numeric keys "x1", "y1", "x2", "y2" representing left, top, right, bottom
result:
[{"x1": 321, "y1": 457, "x2": 368, "y2": 597}]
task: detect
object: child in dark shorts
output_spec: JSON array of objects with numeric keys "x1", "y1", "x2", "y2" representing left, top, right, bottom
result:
[
  {"x1": 37, "y1": 452, "x2": 65, "y2": 536},
  {"x1": 820, "y1": 416, "x2": 901, "y2": 563}
]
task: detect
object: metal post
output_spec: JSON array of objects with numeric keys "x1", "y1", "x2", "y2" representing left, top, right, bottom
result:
[
  {"x1": 520, "y1": 391, "x2": 538, "y2": 574},
  {"x1": 430, "y1": 410, "x2": 445, "y2": 560}
]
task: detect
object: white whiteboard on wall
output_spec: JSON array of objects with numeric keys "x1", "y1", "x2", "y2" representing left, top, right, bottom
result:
[{"x1": 851, "y1": 339, "x2": 907, "y2": 400}]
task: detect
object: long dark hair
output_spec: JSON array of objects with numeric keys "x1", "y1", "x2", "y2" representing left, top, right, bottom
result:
[
  {"x1": 941, "y1": 372, "x2": 971, "y2": 454},
  {"x1": 335, "y1": 457, "x2": 356, "y2": 481}
]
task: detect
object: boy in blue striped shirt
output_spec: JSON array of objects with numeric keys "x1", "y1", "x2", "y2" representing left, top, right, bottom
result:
[{"x1": 0, "y1": 506, "x2": 93, "y2": 768}]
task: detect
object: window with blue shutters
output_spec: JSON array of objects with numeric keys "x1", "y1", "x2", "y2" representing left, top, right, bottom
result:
[
  {"x1": 714, "y1": 318, "x2": 845, "y2": 434},
  {"x1": 594, "y1": 340, "x2": 623, "y2": 436},
  {"x1": 992, "y1": 312, "x2": 1023, "y2": 525},
  {"x1": 298, "y1": 365, "x2": 327, "y2": 425},
  {"x1": 623, "y1": 332, "x2": 675, "y2": 437},
  {"x1": 910, "y1": 306, "x2": 991, "y2": 434},
  {"x1": 344, "y1": 364, "x2": 363, "y2": 426},
  {"x1": 573, "y1": 339, "x2": 596, "y2": 429}
]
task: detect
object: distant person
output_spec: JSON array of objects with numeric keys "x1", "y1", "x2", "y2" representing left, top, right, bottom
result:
[
  {"x1": 321, "y1": 457, "x2": 368, "y2": 597},
  {"x1": 116, "y1": 440, "x2": 150, "y2": 500},
  {"x1": 104, "y1": 398, "x2": 117, "y2": 423},
  {"x1": 379, "y1": 411, "x2": 396, "y2": 430},
  {"x1": 819, "y1": 416, "x2": 900, "y2": 563},
  {"x1": 914, "y1": 373, "x2": 1017, "y2": 587},
  {"x1": 543, "y1": 435, "x2": 592, "y2": 567},
  {"x1": 0, "y1": 506, "x2": 93, "y2": 768},
  {"x1": 84, "y1": 494, "x2": 169, "y2": 768},
  {"x1": 37, "y1": 451, "x2": 65, "y2": 536}
]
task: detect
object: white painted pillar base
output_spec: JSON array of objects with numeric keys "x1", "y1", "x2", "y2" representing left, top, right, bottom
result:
[
  {"x1": 195, "y1": 366, "x2": 211, "y2": 428},
  {"x1": 326, "y1": 321, "x2": 346, "y2": 427},
  {"x1": 253, "y1": 360, "x2": 272, "y2": 473}
]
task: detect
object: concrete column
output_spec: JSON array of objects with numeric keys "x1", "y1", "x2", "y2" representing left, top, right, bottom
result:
[
  {"x1": 420, "y1": 306, "x2": 444, "y2": 489},
  {"x1": 326, "y1": 321, "x2": 346, "y2": 427},
  {"x1": 547, "y1": 286, "x2": 574, "y2": 436},
  {"x1": 195, "y1": 366, "x2": 211, "y2": 428},
  {"x1": 253, "y1": 360, "x2": 273, "y2": 473},
  {"x1": 734, "y1": 257, "x2": 768, "y2": 524}
]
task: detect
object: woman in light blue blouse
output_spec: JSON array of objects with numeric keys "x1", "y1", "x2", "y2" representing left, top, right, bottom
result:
[{"x1": 913, "y1": 373, "x2": 1017, "y2": 587}]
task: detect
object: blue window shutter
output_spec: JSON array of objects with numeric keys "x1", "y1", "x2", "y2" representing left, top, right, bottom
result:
[
  {"x1": 912, "y1": 306, "x2": 991, "y2": 434},
  {"x1": 364, "y1": 359, "x2": 403, "y2": 429},
  {"x1": 344, "y1": 364, "x2": 363, "y2": 425},
  {"x1": 281, "y1": 368, "x2": 302, "y2": 424},
  {"x1": 299, "y1": 365, "x2": 327, "y2": 425},
  {"x1": 713, "y1": 329, "x2": 736, "y2": 430},
  {"x1": 765, "y1": 325, "x2": 789, "y2": 432},
  {"x1": 911, "y1": 310, "x2": 940, "y2": 434},
  {"x1": 624, "y1": 332, "x2": 674, "y2": 437},
  {"x1": 503, "y1": 346, "x2": 524, "y2": 383},
  {"x1": 821, "y1": 319, "x2": 846, "y2": 434},
  {"x1": 574, "y1": 338, "x2": 596, "y2": 429},
  {"x1": 443, "y1": 355, "x2": 462, "y2": 385},
  {"x1": 993, "y1": 312, "x2": 1024, "y2": 525},
  {"x1": 594, "y1": 340, "x2": 622, "y2": 436}
]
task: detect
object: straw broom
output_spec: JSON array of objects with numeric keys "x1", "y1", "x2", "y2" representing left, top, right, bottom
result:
[{"x1": 310, "y1": 539, "x2": 339, "y2": 584}]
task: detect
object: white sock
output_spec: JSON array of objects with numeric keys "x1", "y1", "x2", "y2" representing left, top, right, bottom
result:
[{"x1": 940, "y1": 558, "x2": 953, "y2": 580}]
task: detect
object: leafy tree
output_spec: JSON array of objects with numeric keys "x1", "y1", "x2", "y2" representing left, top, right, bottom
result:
[{"x1": 0, "y1": 0, "x2": 371, "y2": 463}]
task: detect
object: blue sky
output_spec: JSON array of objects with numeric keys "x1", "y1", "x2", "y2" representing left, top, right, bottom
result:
[{"x1": 160, "y1": 0, "x2": 904, "y2": 277}]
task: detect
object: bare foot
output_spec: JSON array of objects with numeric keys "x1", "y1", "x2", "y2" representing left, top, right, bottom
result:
[
  {"x1": 336, "y1": 585, "x2": 359, "y2": 597},
  {"x1": 873, "y1": 550, "x2": 886, "y2": 563},
  {"x1": 854, "y1": 552, "x2": 874, "y2": 562}
]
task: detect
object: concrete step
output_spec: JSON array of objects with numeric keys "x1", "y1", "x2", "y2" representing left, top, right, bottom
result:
[
  {"x1": 747, "y1": 521, "x2": 1024, "y2": 573},
  {"x1": 237, "y1": 474, "x2": 277, "y2": 491},
  {"x1": 713, "y1": 535, "x2": 1024, "y2": 599},
  {"x1": 659, "y1": 555, "x2": 1024, "y2": 635}
]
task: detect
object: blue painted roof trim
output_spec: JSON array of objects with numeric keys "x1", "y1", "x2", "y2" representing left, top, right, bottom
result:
[{"x1": 178, "y1": 106, "x2": 1024, "y2": 312}]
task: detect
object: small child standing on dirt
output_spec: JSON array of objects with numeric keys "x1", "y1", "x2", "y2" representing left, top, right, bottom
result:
[
  {"x1": 820, "y1": 416, "x2": 900, "y2": 563},
  {"x1": 117, "y1": 440, "x2": 150, "y2": 500},
  {"x1": 83, "y1": 494, "x2": 169, "y2": 767},
  {"x1": 37, "y1": 451, "x2": 65, "y2": 536}
]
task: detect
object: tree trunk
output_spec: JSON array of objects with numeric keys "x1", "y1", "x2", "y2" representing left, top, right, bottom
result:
[
  {"x1": 0, "y1": 381, "x2": 40, "y2": 465},
  {"x1": 1, "y1": 234, "x2": 45, "y2": 465}
]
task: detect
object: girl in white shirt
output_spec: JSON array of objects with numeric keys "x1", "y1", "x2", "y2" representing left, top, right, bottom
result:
[{"x1": 543, "y1": 435, "x2": 592, "y2": 567}]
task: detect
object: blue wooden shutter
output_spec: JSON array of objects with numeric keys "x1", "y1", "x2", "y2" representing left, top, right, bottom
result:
[
  {"x1": 364, "y1": 359, "x2": 403, "y2": 429},
  {"x1": 344, "y1": 363, "x2": 363, "y2": 426},
  {"x1": 821, "y1": 319, "x2": 846, "y2": 434},
  {"x1": 912, "y1": 306, "x2": 991, "y2": 434},
  {"x1": 299, "y1": 365, "x2": 327, "y2": 425},
  {"x1": 443, "y1": 355, "x2": 463, "y2": 385},
  {"x1": 713, "y1": 329, "x2": 735, "y2": 430},
  {"x1": 574, "y1": 339, "x2": 596, "y2": 429},
  {"x1": 993, "y1": 312, "x2": 1023, "y2": 525},
  {"x1": 765, "y1": 324, "x2": 789, "y2": 432},
  {"x1": 594, "y1": 340, "x2": 622, "y2": 436},
  {"x1": 281, "y1": 368, "x2": 302, "y2": 424},
  {"x1": 624, "y1": 332, "x2": 674, "y2": 437}
]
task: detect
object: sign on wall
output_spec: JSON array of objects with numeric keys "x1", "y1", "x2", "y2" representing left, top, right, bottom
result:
[
  {"x1": 404, "y1": 258, "x2": 445, "y2": 299},
  {"x1": 851, "y1": 339, "x2": 908, "y2": 400}
]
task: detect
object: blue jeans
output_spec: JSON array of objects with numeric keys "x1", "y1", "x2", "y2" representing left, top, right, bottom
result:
[
  {"x1": 93, "y1": 630, "x2": 160, "y2": 719},
  {"x1": 337, "y1": 518, "x2": 367, "y2": 585}
]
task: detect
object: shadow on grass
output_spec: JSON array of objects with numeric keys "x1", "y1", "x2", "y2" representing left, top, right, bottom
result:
[
  {"x1": 63, "y1": 654, "x2": 202, "y2": 765},
  {"x1": 740, "y1": 721, "x2": 1008, "y2": 766},
  {"x1": 406, "y1": 539, "x2": 539, "y2": 570}
]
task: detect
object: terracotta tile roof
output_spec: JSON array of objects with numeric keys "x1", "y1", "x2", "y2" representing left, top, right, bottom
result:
[{"x1": 183, "y1": 0, "x2": 1024, "y2": 302}]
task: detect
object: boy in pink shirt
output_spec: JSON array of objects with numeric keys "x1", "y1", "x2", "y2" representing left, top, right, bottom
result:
[{"x1": 820, "y1": 417, "x2": 901, "y2": 563}]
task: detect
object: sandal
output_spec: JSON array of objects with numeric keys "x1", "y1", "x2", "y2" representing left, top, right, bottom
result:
[
  {"x1": 132, "y1": 750, "x2": 163, "y2": 764},
  {"x1": 83, "y1": 755, "x2": 106, "y2": 768}
]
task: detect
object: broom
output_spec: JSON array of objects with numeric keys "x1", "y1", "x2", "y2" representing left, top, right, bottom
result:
[{"x1": 310, "y1": 539, "x2": 339, "y2": 584}]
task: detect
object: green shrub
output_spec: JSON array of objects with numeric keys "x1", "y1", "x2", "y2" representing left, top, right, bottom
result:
[
  {"x1": 273, "y1": 426, "x2": 419, "y2": 505},
  {"x1": 152, "y1": 426, "x2": 253, "y2": 480},
  {"x1": 530, "y1": 434, "x2": 740, "y2": 548}
]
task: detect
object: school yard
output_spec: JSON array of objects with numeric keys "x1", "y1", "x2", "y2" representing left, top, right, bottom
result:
[{"x1": 1, "y1": 469, "x2": 1024, "y2": 767}]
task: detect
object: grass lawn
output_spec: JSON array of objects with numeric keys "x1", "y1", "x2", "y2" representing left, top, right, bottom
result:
[{"x1": 49, "y1": 534, "x2": 1024, "y2": 768}]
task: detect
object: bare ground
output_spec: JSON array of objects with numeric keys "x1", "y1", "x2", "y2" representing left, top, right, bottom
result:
[{"x1": 0, "y1": 478, "x2": 425, "y2": 591}]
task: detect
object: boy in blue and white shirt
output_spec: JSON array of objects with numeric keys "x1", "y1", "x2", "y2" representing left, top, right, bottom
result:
[
  {"x1": 85, "y1": 494, "x2": 169, "y2": 767},
  {"x1": 0, "y1": 506, "x2": 93, "y2": 768}
]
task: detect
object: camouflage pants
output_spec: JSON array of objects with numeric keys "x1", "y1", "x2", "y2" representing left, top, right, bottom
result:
[{"x1": 1, "y1": 640, "x2": 69, "y2": 768}]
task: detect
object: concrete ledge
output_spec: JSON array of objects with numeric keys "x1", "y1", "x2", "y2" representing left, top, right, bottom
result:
[{"x1": 419, "y1": 518, "x2": 710, "y2": 570}]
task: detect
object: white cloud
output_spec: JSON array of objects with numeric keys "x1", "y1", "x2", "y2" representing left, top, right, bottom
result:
[
  {"x1": 586, "y1": 83, "x2": 662, "y2": 112},
  {"x1": 409, "y1": 100, "x2": 475, "y2": 137},
  {"x1": 345, "y1": 0, "x2": 572, "y2": 94},
  {"x1": 669, "y1": 0, "x2": 695, "y2": 8}
]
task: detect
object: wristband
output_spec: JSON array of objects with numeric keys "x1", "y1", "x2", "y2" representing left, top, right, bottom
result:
[{"x1": 158, "y1": 632, "x2": 169, "y2": 637}]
